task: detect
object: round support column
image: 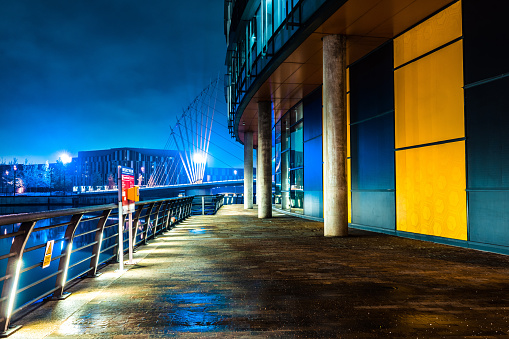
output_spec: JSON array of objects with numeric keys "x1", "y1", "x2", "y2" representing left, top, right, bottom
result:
[
  {"x1": 257, "y1": 101, "x2": 272, "y2": 219},
  {"x1": 244, "y1": 131, "x2": 254, "y2": 209},
  {"x1": 323, "y1": 34, "x2": 348, "y2": 237}
]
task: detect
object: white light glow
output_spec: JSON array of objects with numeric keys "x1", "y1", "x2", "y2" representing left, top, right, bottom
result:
[
  {"x1": 60, "y1": 153, "x2": 72, "y2": 164},
  {"x1": 7, "y1": 259, "x2": 22, "y2": 319},
  {"x1": 61, "y1": 243, "x2": 72, "y2": 287},
  {"x1": 192, "y1": 153, "x2": 206, "y2": 164}
]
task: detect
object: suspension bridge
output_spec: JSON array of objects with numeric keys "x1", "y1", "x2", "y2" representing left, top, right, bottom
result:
[{"x1": 146, "y1": 77, "x2": 244, "y2": 188}]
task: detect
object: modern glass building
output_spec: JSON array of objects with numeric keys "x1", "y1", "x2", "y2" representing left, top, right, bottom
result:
[{"x1": 224, "y1": 0, "x2": 509, "y2": 254}]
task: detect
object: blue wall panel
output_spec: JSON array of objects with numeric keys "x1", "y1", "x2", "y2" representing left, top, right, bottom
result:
[
  {"x1": 463, "y1": 0, "x2": 509, "y2": 85},
  {"x1": 349, "y1": 42, "x2": 395, "y2": 230},
  {"x1": 304, "y1": 137, "x2": 322, "y2": 192},
  {"x1": 351, "y1": 191, "x2": 395, "y2": 230},
  {"x1": 303, "y1": 88, "x2": 322, "y2": 141},
  {"x1": 350, "y1": 42, "x2": 394, "y2": 122},
  {"x1": 351, "y1": 114, "x2": 395, "y2": 190},
  {"x1": 304, "y1": 191, "x2": 323, "y2": 218},
  {"x1": 466, "y1": 78, "x2": 509, "y2": 189}
]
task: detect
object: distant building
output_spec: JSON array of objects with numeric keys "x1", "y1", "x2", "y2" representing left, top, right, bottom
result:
[
  {"x1": 76, "y1": 147, "x2": 187, "y2": 187},
  {"x1": 203, "y1": 167, "x2": 246, "y2": 182}
]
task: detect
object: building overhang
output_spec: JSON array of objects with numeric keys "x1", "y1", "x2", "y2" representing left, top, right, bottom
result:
[{"x1": 234, "y1": 0, "x2": 456, "y2": 147}]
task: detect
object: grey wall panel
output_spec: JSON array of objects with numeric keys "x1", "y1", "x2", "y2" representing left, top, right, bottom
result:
[
  {"x1": 469, "y1": 191, "x2": 509, "y2": 247},
  {"x1": 351, "y1": 191, "x2": 395, "y2": 230}
]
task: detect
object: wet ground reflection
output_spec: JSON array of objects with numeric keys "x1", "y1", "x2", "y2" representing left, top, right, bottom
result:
[{"x1": 157, "y1": 291, "x2": 230, "y2": 332}]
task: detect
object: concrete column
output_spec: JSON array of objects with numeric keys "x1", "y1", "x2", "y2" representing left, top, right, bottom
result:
[
  {"x1": 258, "y1": 101, "x2": 272, "y2": 219},
  {"x1": 244, "y1": 131, "x2": 254, "y2": 209},
  {"x1": 323, "y1": 34, "x2": 348, "y2": 237}
]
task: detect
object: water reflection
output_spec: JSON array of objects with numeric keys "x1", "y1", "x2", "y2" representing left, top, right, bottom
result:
[{"x1": 158, "y1": 292, "x2": 231, "y2": 332}]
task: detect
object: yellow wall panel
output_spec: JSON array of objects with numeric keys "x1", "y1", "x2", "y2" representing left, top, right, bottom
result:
[
  {"x1": 396, "y1": 141, "x2": 467, "y2": 240},
  {"x1": 347, "y1": 93, "x2": 350, "y2": 158},
  {"x1": 394, "y1": 41, "x2": 464, "y2": 149},
  {"x1": 394, "y1": 1, "x2": 462, "y2": 68}
]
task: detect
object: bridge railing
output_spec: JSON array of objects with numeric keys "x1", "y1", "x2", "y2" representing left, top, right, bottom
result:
[
  {"x1": 191, "y1": 194, "x2": 225, "y2": 215},
  {"x1": 0, "y1": 196, "x2": 193, "y2": 337}
]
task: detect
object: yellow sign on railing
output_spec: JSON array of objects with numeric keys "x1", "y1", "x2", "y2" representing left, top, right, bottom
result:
[{"x1": 42, "y1": 240, "x2": 54, "y2": 269}]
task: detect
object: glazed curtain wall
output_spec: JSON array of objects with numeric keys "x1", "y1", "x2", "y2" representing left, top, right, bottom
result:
[{"x1": 272, "y1": 88, "x2": 323, "y2": 218}]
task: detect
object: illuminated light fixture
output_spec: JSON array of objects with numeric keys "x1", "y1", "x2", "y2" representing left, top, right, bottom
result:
[
  {"x1": 234, "y1": 170, "x2": 237, "y2": 175},
  {"x1": 60, "y1": 153, "x2": 72, "y2": 164},
  {"x1": 193, "y1": 153, "x2": 206, "y2": 165},
  {"x1": 7, "y1": 259, "x2": 23, "y2": 319},
  {"x1": 61, "y1": 243, "x2": 72, "y2": 288}
]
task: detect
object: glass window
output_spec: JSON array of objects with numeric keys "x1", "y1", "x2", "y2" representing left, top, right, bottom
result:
[
  {"x1": 281, "y1": 113, "x2": 290, "y2": 151},
  {"x1": 281, "y1": 150, "x2": 290, "y2": 192},
  {"x1": 290, "y1": 191, "x2": 304, "y2": 214},
  {"x1": 290, "y1": 121, "x2": 303, "y2": 168},
  {"x1": 256, "y1": 6, "x2": 262, "y2": 55},
  {"x1": 290, "y1": 168, "x2": 303, "y2": 191},
  {"x1": 291, "y1": 103, "x2": 303, "y2": 125},
  {"x1": 273, "y1": 0, "x2": 287, "y2": 31},
  {"x1": 275, "y1": 172, "x2": 281, "y2": 207},
  {"x1": 275, "y1": 143, "x2": 281, "y2": 174}
]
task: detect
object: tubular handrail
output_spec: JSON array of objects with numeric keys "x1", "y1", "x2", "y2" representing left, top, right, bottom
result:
[{"x1": 0, "y1": 195, "x2": 203, "y2": 337}]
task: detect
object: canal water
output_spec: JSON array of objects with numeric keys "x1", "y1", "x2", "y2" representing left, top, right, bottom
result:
[{"x1": 0, "y1": 204, "x2": 118, "y2": 314}]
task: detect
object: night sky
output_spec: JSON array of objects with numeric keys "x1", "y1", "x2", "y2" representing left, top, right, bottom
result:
[{"x1": 0, "y1": 1, "x2": 241, "y2": 167}]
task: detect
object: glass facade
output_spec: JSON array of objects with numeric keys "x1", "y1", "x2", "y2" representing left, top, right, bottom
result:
[
  {"x1": 225, "y1": 0, "x2": 327, "y2": 134},
  {"x1": 273, "y1": 103, "x2": 304, "y2": 214}
]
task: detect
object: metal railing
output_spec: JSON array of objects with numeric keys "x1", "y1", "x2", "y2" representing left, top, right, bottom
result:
[
  {"x1": 191, "y1": 194, "x2": 225, "y2": 215},
  {"x1": 0, "y1": 196, "x2": 194, "y2": 337}
]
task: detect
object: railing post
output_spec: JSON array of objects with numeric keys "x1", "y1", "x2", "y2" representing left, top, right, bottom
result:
[
  {"x1": 143, "y1": 203, "x2": 155, "y2": 245},
  {"x1": 162, "y1": 201, "x2": 171, "y2": 232},
  {"x1": 131, "y1": 203, "x2": 145, "y2": 248},
  {"x1": 0, "y1": 221, "x2": 37, "y2": 336},
  {"x1": 88, "y1": 209, "x2": 112, "y2": 278},
  {"x1": 202, "y1": 196, "x2": 205, "y2": 215},
  {"x1": 152, "y1": 202, "x2": 163, "y2": 238},
  {"x1": 53, "y1": 213, "x2": 84, "y2": 299}
]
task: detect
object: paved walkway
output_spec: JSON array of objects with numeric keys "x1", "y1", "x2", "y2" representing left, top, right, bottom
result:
[{"x1": 10, "y1": 205, "x2": 509, "y2": 338}]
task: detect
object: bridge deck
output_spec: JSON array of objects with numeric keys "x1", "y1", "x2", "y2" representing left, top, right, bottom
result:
[{"x1": 10, "y1": 205, "x2": 509, "y2": 338}]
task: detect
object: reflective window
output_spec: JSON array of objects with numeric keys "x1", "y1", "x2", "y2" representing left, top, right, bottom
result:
[
  {"x1": 273, "y1": 101, "x2": 305, "y2": 214},
  {"x1": 290, "y1": 121, "x2": 303, "y2": 168},
  {"x1": 281, "y1": 113, "x2": 290, "y2": 151},
  {"x1": 291, "y1": 190, "x2": 304, "y2": 214}
]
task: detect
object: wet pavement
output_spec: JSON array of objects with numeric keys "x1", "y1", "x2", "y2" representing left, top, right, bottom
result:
[{"x1": 10, "y1": 205, "x2": 509, "y2": 338}]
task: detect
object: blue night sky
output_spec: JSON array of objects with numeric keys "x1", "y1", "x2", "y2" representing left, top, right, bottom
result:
[{"x1": 0, "y1": 1, "x2": 243, "y2": 167}]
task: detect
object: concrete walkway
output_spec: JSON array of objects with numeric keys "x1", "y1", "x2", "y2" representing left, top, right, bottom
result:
[{"x1": 10, "y1": 205, "x2": 509, "y2": 338}]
